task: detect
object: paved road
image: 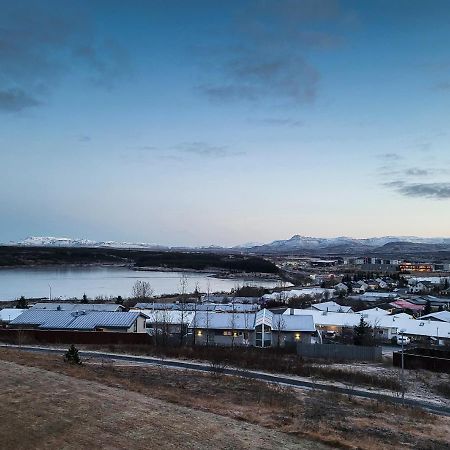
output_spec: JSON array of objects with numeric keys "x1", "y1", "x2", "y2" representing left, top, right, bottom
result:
[{"x1": 3, "y1": 344, "x2": 450, "y2": 417}]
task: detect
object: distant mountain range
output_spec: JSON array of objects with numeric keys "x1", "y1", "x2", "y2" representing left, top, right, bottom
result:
[
  {"x1": 4, "y1": 235, "x2": 450, "y2": 256},
  {"x1": 245, "y1": 235, "x2": 450, "y2": 253},
  {"x1": 13, "y1": 236, "x2": 170, "y2": 250}
]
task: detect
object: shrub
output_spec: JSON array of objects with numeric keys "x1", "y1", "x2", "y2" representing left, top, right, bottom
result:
[{"x1": 64, "y1": 344, "x2": 82, "y2": 365}]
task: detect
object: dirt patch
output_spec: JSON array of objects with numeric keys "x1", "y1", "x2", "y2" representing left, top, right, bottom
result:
[
  {"x1": 0, "y1": 359, "x2": 319, "y2": 450},
  {"x1": 0, "y1": 348, "x2": 449, "y2": 450}
]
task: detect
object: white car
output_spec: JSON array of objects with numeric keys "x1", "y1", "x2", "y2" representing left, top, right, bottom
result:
[{"x1": 396, "y1": 335, "x2": 411, "y2": 346}]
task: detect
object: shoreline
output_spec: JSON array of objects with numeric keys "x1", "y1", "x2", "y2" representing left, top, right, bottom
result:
[{"x1": 0, "y1": 263, "x2": 280, "y2": 281}]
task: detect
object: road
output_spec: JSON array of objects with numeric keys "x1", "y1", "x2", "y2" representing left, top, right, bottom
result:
[{"x1": 3, "y1": 344, "x2": 450, "y2": 417}]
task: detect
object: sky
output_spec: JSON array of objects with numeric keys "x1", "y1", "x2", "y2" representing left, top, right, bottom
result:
[{"x1": 1, "y1": 0, "x2": 450, "y2": 247}]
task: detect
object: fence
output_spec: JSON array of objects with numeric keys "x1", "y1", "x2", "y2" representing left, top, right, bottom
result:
[
  {"x1": 297, "y1": 343, "x2": 382, "y2": 362},
  {"x1": 0, "y1": 328, "x2": 153, "y2": 346},
  {"x1": 393, "y1": 347, "x2": 450, "y2": 373}
]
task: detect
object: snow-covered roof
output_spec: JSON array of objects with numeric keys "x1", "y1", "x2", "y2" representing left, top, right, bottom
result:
[
  {"x1": 283, "y1": 308, "x2": 450, "y2": 338},
  {"x1": 284, "y1": 309, "x2": 362, "y2": 328},
  {"x1": 263, "y1": 288, "x2": 335, "y2": 301},
  {"x1": 419, "y1": 311, "x2": 450, "y2": 323},
  {"x1": 272, "y1": 314, "x2": 316, "y2": 332},
  {"x1": 133, "y1": 302, "x2": 259, "y2": 312},
  {"x1": 0, "y1": 308, "x2": 26, "y2": 322},
  {"x1": 358, "y1": 307, "x2": 390, "y2": 318},
  {"x1": 141, "y1": 310, "x2": 195, "y2": 325},
  {"x1": 311, "y1": 301, "x2": 353, "y2": 313},
  {"x1": 359, "y1": 292, "x2": 398, "y2": 299},
  {"x1": 30, "y1": 303, "x2": 123, "y2": 312},
  {"x1": 191, "y1": 312, "x2": 256, "y2": 330},
  {"x1": 189, "y1": 309, "x2": 316, "y2": 332}
]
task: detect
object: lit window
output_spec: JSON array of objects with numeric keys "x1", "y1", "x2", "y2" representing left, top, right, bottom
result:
[
  {"x1": 295, "y1": 333, "x2": 301, "y2": 341},
  {"x1": 197, "y1": 330, "x2": 202, "y2": 336}
]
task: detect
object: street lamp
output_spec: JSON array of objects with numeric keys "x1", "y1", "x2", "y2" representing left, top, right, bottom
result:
[{"x1": 400, "y1": 328, "x2": 406, "y2": 404}]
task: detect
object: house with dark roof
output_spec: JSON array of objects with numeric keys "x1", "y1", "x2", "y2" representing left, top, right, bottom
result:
[{"x1": 9, "y1": 310, "x2": 147, "y2": 333}]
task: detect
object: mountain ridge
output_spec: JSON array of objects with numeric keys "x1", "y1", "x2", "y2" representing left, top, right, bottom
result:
[{"x1": 6, "y1": 235, "x2": 450, "y2": 253}]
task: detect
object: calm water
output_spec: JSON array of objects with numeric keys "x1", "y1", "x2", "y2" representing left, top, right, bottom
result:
[{"x1": 0, "y1": 266, "x2": 281, "y2": 301}]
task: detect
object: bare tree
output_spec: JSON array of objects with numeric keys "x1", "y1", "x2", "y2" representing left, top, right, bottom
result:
[
  {"x1": 178, "y1": 273, "x2": 189, "y2": 346},
  {"x1": 229, "y1": 285, "x2": 239, "y2": 348},
  {"x1": 274, "y1": 314, "x2": 286, "y2": 348},
  {"x1": 192, "y1": 282, "x2": 200, "y2": 346},
  {"x1": 132, "y1": 280, "x2": 154, "y2": 301},
  {"x1": 205, "y1": 280, "x2": 211, "y2": 346}
]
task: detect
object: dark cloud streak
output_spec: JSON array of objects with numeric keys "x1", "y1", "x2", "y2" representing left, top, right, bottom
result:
[
  {"x1": 196, "y1": 0, "x2": 352, "y2": 105},
  {"x1": 386, "y1": 181, "x2": 450, "y2": 200},
  {"x1": 0, "y1": 3, "x2": 130, "y2": 113}
]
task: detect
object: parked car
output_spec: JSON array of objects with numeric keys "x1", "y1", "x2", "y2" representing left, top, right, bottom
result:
[{"x1": 396, "y1": 335, "x2": 411, "y2": 346}]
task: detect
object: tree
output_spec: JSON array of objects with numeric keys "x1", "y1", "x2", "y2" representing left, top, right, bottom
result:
[
  {"x1": 116, "y1": 295, "x2": 124, "y2": 305},
  {"x1": 423, "y1": 299, "x2": 432, "y2": 316},
  {"x1": 178, "y1": 274, "x2": 189, "y2": 346},
  {"x1": 273, "y1": 314, "x2": 286, "y2": 348},
  {"x1": 82, "y1": 293, "x2": 88, "y2": 302},
  {"x1": 16, "y1": 296, "x2": 28, "y2": 309},
  {"x1": 192, "y1": 282, "x2": 200, "y2": 346},
  {"x1": 353, "y1": 316, "x2": 373, "y2": 346},
  {"x1": 205, "y1": 280, "x2": 211, "y2": 346},
  {"x1": 229, "y1": 288, "x2": 238, "y2": 348},
  {"x1": 132, "y1": 280, "x2": 154, "y2": 301},
  {"x1": 64, "y1": 344, "x2": 82, "y2": 365}
]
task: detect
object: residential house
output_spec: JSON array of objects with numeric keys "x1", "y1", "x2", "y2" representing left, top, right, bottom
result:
[
  {"x1": 9, "y1": 310, "x2": 147, "y2": 333},
  {"x1": 190, "y1": 309, "x2": 316, "y2": 347},
  {"x1": 419, "y1": 311, "x2": 450, "y2": 323},
  {"x1": 0, "y1": 308, "x2": 26, "y2": 325}
]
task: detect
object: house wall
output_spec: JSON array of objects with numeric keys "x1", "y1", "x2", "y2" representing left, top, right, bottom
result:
[
  {"x1": 271, "y1": 331, "x2": 312, "y2": 347},
  {"x1": 195, "y1": 329, "x2": 252, "y2": 346}
]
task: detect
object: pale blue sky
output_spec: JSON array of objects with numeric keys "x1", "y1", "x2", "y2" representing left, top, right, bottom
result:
[{"x1": 1, "y1": 1, "x2": 449, "y2": 246}]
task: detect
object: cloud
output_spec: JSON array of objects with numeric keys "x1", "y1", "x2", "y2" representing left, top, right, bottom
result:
[
  {"x1": 0, "y1": 3, "x2": 130, "y2": 113},
  {"x1": 386, "y1": 181, "x2": 450, "y2": 200},
  {"x1": 199, "y1": 53, "x2": 319, "y2": 104},
  {"x1": 0, "y1": 88, "x2": 40, "y2": 112},
  {"x1": 404, "y1": 168, "x2": 431, "y2": 177},
  {"x1": 433, "y1": 81, "x2": 450, "y2": 91},
  {"x1": 176, "y1": 142, "x2": 244, "y2": 158},
  {"x1": 196, "y1": 0, "x2": 353, "y2": 105},
  {"x1": 249, "y1": 118, "x2": 304, "y2": 127},
  {"x1": 377, "y1": 152, "x2": 402, "y2": 161},
  {"x1": 78, "y1": 135, "x2": 91, "y2": 143}
]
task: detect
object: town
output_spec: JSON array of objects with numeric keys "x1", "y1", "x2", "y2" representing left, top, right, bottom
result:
[{"x1": 2, "y1": 1, "x2": 450, "y2": 448}]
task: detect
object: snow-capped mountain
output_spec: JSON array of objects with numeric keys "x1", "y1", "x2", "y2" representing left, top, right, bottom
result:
[
  {"x1": 16, "y1": 236, "x2": 168, "y2": 250},
  {"x1": 245, "y1": 235, "x2": 450, "y2": 252},
  {"x1": 8, "y1": 234, "x2": 450, "y2": 254}
]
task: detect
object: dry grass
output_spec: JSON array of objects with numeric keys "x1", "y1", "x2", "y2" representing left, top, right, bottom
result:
[
  {"x1": 0, "y1": 348, "x2": 449, "y2": 450},
  {"x1": 83, "y1": 344, "x2": 403, "y2": 391}
]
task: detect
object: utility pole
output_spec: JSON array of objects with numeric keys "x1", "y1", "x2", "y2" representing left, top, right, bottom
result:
[
  {"x1": 400, "y1": 328, "x2": 406, "y2": 405},
  {"x1": 48, "y1": 284, "x2": 52, "y2": 301}
]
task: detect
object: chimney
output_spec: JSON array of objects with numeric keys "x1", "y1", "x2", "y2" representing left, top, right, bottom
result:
[{"x1": 290, "y1": 308, "x2": 294, "y2": 315}]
